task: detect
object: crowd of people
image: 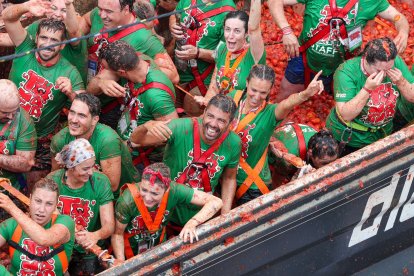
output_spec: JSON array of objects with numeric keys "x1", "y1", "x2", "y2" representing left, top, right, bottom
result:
[{"x1": 0, "y1": 0, "x2": 412, "y2": 274}]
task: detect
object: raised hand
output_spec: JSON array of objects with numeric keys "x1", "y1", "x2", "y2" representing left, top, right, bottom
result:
[
  {"x1": 386, "y1": 68, "x2": 403, "y2": 85},
  {"x1": 99, "y1": 79, "x2": 126, "y2": 97},
  {"x1": 365, "y1": 70, "x2": 385, "y2": 90},
  {"x1": 301, "y1": 70, "x2": 324, "y2": 99},
  {"x1": 27, "y1": 0, "x2": 52, "y2": 17}
]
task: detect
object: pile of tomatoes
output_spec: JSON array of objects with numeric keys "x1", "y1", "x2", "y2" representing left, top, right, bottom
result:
[{"x1": 237, "y1": 0, "x2": 414, "y2": 131}]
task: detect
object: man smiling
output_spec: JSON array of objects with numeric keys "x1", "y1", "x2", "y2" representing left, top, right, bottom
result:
[{"x1": 130, "y1": 94, "x2": 241, "y2": 232}]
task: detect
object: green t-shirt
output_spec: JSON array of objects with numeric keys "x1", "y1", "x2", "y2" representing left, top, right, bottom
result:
[
  {"x1": 117, "y1": 67, "x2": 176, "y2": 140},
  {"x1": 27, "y1": 20, "x2": 88, "y2": 85},
  {"x1": 229, "y1": 91, "x2": 281, "y2": 188},
  {"x1": 164, "y1": 117, "x2": 241, "y2": 225},
  {"x1": 396, "y1": 65, "x2": 414, "y2": 123},
  {"x1": 326, "y1": 56, "x2": 414, "y2": 148},
  {"x1": 176, "y1": 0, "x2": 236, "y2": 86},
  {"x1": 215, "y1": 41, "x2": 266, "y2": 93},
  {"x1": 0, "y1": 214, "x2": 75, "y2": 275},
  {"x1": 47, "y1": 169, "x2": 113, "y2": 257},
  {"x1": 0, "y1": 108, "x2": 36, "y2": 188},
  {"x1": 268, "y1": 123, "x2": 317, "y2": 169},
  {"x1": 297, "y1": 0, "x2": 389, "y2": 76},
  {"x1": 9, "y1": 34, "x2": 84, "y2": 138},
  {"x1": 50, "y1": 123, "x2": 141, "y2": 199},
  {"x1": 115, "y1": 182, "x2": 194, "y2": 256}
]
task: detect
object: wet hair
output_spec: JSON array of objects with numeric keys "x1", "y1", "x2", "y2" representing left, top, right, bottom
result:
[
  {"x1": 362, "y1": 37, "x2": 397, "y2": 65},
  {"x1": 224, "y1": 11, "x2": 249, "y2": 33},
  {"x1": 307, "y1": 129, "x2": 339, "y2": 164},
  {"x1": 119, "y1": 0, "x2": 134, "y2": 12},
  {"x1": 74, "y1": 94, "x2": 101, "y2": 117},
  {"x1": 134, "y1": 0, "x2": 155, "y2": 20},
  {"x1": 99, "y1": 40, "x2": 139, "y2": 71},
  {"x1": 142, "y1": 162, "x2": 171, "y2": 189},
  {"x1": 37, "y1": 18, "x2": 66, "y2": 40},
  {"x1": 247, "y1": 64, "x2": 275, "y2": 86},
  {"x1": 31, "y1": 178, "x2": 59, "y2": 199},
  {"x1": 206, "y1": 94, "x2": 237, "y2": 122}
]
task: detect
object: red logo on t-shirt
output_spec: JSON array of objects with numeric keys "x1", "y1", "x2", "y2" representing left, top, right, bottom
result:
[
  {"x1": 177, "y1": 150, "x2": 225, "y2": 189},
  {"x1": 0, "y1": 140, "x2": 9, "y2": 155},
  {"x1": 18, "y1": 70, "x2": 54, "y2": 121},
  {"x1": 18, "y1": 238, "x2": 56, "y2": 276},
  {"x1": 129, "y1": 210, "x2": 169, "y2": 236},
  {"x1": 237, "y1": 123, "x2": 256, "y2": 159},
  {"x1": 361, "y1": 83, "x2": 398, "y2": 126},
  {"x1": 57, "y1": 196, "x2": 96, "y2": 228},
  {"x1": 183, "y1": 9, "x2": 216, "y2": 43}
]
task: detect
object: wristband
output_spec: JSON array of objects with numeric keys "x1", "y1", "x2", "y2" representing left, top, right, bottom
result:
[
  {"x1": 282, "y1": 26, "x2": 293, "y2": 36},
  {"x1": 126, "y1": 139, "x2": 134, "y2": 150},
  {"x1": 191, "y1": 217, "x2": 202, "y2": 224},
  {"x1": 196, "y1": 47, "x2": 200, "y2": 59},
  {"x1": 363, "y1": 86, "x2": 374, "y2": 94}
]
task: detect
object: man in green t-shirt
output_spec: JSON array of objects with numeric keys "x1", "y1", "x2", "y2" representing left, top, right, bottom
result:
[
  {"x1": 0, "y1": 0, "x2": 88, "y2": 84},
  {"x1": 0, "y1": 80, "x2": 36, "y2": 190},
  {"x1": 88, "y1": 40, "x2": 178, "y2": 172},
  {"x1": 81, "y1": 0, "x2": 179, "y2": 128},
  {"x1": 50, "y1": 94, "x2": 140, "y2": 200},
  {"x1": 326, "y1": 37, "x2": 414, "y2": 156},
  {"x1": 130, "y1": 94, "x2": 241, "y2": 229},
  {"x1": 170, "y1": 0, "x2": 235, "y2": 115},
  {"x1": 268, "y1": 0, "x2": 409, "y2": 101},
  {"x1": 3, "y1": 1, "x2": 85, "y2": 188}
]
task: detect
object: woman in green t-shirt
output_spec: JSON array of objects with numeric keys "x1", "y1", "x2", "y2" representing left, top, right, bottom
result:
[
  {"x1": 194, "y1": 0, "x2": 265, "y2": 106},
  {"x1": 112, "y1": 162, "x2": 223, "y2": 261},
  {"x1": 0, "y1": 178, "x2": 75, "y2": 276}
]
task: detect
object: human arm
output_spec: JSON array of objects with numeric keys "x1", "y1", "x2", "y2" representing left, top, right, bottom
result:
[
  {"x1": 129, "y1": 120, "x2": 172, "y2": 147},
  {"x1": 275, "y1": 71, "x2": 323, "y2": 120},
  {"x1": 378, "y1": 5, "x2": 409, "y2": 54},
  {"x1": 194, "y1": 67, "x2": 219, "y2": 106},
  {"x1": 175, "y1": 45, "x2": 215, "y2": 63},
  {"x1": 2, "y1": 0, "x2": 50, "y2": 46},
  {"x1": 154, "y1": 53, "x2": 180, "y2": 84},
  {"x1": 111, "y1": 219, "x2": 128, "y2": 260},
  {"x1": 179, "y1": 190, "x2": 222, "y2": 243},
  {"x1": 0, "y1": 33, "x2": 15, "y2": 47},
  {"x1": 101, "y1": 157, "x2": 122, "y2": 192},
  {"x1": 0, "y1": 193, "x2": 71, "y2": 246},
  {"x1": 51, "y1": 155, "x2": 60, "y2": 171},
  {"x1": 80, "y1": 11, "x2": 92, "y2": 35},
  {"x1": 63, "y1": 0, "x2": 81, "y2": 44},
  {"x1": 248, "y1": 0, "x2": 264, "y2": 63},
  {"x1": 0, "y1": 150, "x2": 35, "y2": 173},
  {"x1": 55, "y1": 77, "x2": 80, "y2": 101},
  {"x1": 86, "y1": 69, "x2": 124, "y2": 97},
  {"x1": 220, "y1": 167, "x2": 237, "y2": 214},
  {"x1": 76, "y1": 201, "x2": 115, "y2": 248},
  {"x1": 337, "y1": 71, "x2": 385, "y2": 122},
  {"x1": 268, "y1": 0, "x2": 299, "y2": 57}
]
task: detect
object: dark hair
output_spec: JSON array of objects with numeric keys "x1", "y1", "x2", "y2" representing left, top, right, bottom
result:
[
  {"x1": 362, "y1": 37, "x2": 397, "y2": 64},
  {"x1": 224, "y1": 11, "x2": 249, "y2": 33},
  {"x1": 133, "y1": 0, "x2": 155, "y2": 20},
  {"x1": 142, "y1": 162, "x2": 171, "y2": 189},
  {"x1": 99, "y1": 40, "x2": 139, "y2": 71},
  {"x1": 37, "y1": 18, "x2": 66, "y2": 40},
  {"x1": 74, "y1": 94, "x2": 101, "y2": 117},
  {"x1": 32, "y1": 178, "x2": 59, "y2": 199},
  {"x1": 247, "y1": 64, "x2": 275, "y2": 85},
  {"x1": 206, "y1": 94, "x2": 237, "y2": 122},
  {"x1": 307, "y1": 129, "x2": 339, "y2": 161},
  {"x1": 119, "y1": 0, "x2": 134, "y2": 12}
]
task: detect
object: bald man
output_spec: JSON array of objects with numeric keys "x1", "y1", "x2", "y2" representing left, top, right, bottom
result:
[{"x1": 0, "y1": 80, "x2": 37, "y2": 190}]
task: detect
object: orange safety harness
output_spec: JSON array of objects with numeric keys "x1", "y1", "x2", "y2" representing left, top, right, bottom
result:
[
  {"x1": 219, "y1": 48, "x2": 248, "y2": 94},
  {"x1": 122, "y1": 184, "x2": 169, "y2": 259},
  {"x1": 233, "y1": 99, "x2": 270, "y2": 199},
  {"x1": 299, "y1": 0, "x2": 359, "y2": 86},
  {"x1": 186, "y1": 0, "x2": 235, "y2": 95},
  {"x1": 9, "y1": 214, "x2": 69, "y2": 273}
]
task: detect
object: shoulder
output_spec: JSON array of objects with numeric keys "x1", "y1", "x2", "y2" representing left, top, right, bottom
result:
[
  {"x1": 91, "y1": 171, "x2": 112, "y2": 186},
  {"x1": 46, "y1": 169, "x2": 64, "y2": 183},
  {"x1": 55, "y1": 214, "x2": 75, "y2": 231},
  {"x1": 94, "y1": 123, "x2": 121, "y2": 142}
]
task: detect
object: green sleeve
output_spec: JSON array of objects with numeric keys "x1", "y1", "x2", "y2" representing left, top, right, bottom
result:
[
  {"x1": 167, "y1": 118, "x2": 189, "y2": 145},
  {"x1": 0, "y1": 265, "x2": 11, "y2": 276},
  {"x1": 396, "y1": 56, "x2": 414, "y2": 84},
  {"x1": 146, "y1": 89, "x2": 176, "y2": 118},
  {"x1": 377, "y1": 0, "x2": 390, "y2": 13},
  {"x1": 226, "y1": 133, "x2": 241, "y2": 169},
  {"x1": 333, "y1": 63, "x2": 358, "y2": 102},
  {"x1": 26, "y1": 21, "x2": 39, "y2": 40},
  {"x1": 15, "y1": 33, "x2": 35, "y2": 53},
  {"x1": 15, "y1": 109, "x2": 37, "y2": 151},
  {"x1": 99, "y1": 135, "x2": 122, "y2": 160},
  {"x1": 55, "y1": 214, "x2": 75, "y2": 238},
  {"x1": 0, "y1": 218, "x2": 17, "y2": 241},
  {"x1": 95, "y1": 173, "x2": 115, "y2": 205},
  {"x1": 50, "y1": 129, "x2": 68, "y2": 155},
  {"x1": 68, "y1": 67, "x2": 85, "y2": 92},
  {"x1": 115, "y1": 188, "x2": 136, "y2": 225},
  {"x1": 214, "y1": 41, "x2": 226, "y2": 64},
  {"x1": 172, "y1": 182, "x2": 195, "y2": 206}
]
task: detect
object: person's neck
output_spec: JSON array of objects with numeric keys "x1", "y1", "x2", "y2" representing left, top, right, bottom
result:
[
  {"x1": 230, "y1": 46, "x2": 246, "y2": 59},
  {"x1": 75, "y1": 126, "x2": 96, "y2": 140},
  {"x1": 121, "y1": 12, "x2": 136, "y2": 25},
  {"x1": 130, "y1": 62, "x2": 149, "y2": 83},
  {"x1": 35, "y1": 53, "x2": 60, "y2": 67},
  {"x1": 65, "y1": 172, "x2": 85, "y2": 189}
]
